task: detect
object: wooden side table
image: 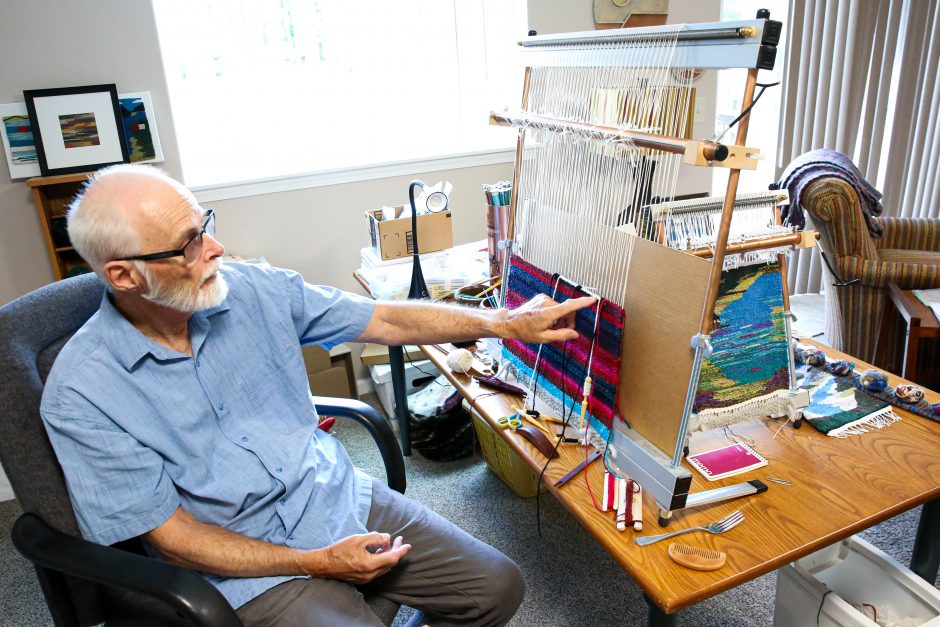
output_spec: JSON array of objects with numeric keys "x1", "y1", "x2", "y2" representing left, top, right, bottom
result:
[{"x1": 876, "y1": 282, "x2": 940, "y2": 386}]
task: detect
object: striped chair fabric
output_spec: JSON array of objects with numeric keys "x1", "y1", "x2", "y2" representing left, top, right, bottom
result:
[{"x1": 801, "y1": 178, "x2": 940, "y2": 363}]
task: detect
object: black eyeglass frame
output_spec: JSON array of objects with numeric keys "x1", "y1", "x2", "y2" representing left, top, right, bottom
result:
[{"x1": 116, "y1": 210, "x2": 215, "y2": 262}]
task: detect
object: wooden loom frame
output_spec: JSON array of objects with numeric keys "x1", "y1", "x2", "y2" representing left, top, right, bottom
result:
[{"x1": 497, "y1": 16, "x2": 807, "y2": 521}]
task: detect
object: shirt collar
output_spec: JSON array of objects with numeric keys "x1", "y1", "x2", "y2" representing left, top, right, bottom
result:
[{"x1": 99, "y1": 291, "x2": 231, "y2": 371}]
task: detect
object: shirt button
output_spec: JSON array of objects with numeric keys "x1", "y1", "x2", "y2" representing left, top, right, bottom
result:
[
  {"x1": 241, "y1": 436, "x2": 248, "y2": 442},
  {"x1": 195, "y1": 360, "x2": 200, "y2": 367},
  {"x1": 288, "y1": 534, "x2": 294, "y2": 540},
  {"x1": 275, "y1": 467, "x2": 283, "y2": 473},
  {"x1": 217, "y1": 402, "x2": 224, "y2": 411},
  {"x1": 279, "y1": 499, "x2": 287, "y2": 506}
]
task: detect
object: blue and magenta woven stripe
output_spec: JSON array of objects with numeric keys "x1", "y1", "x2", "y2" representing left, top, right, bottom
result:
[{"x1": 502, "y1": 255, "x2": 625, "y2": 431}]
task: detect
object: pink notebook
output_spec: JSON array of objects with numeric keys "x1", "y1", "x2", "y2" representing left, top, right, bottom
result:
[{"x1": 687, "y1": 443, "x2": 768, "y2": 481}]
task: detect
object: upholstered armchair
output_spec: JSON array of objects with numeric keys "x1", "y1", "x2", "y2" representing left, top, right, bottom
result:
[{"x1": 801, "y1": 178, "x2": 940, "y2": 363}]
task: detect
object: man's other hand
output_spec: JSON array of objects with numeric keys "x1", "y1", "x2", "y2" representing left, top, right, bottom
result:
[
  {"x1": 500, "y1": 294, "x2": 596, "y2": 344},
  {"x1": 311, "y1": 532, "x2": 411, "y2": 584}
]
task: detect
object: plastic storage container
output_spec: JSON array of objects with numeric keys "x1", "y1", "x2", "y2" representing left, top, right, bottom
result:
[
  {"x1": 369, "y1": 360, "x2": 441, "y2": 423},
  {"x1": 464, "y1": 400, "x2": 543, "y2": 498},
  {"x1": 774, "y1": 535, "x2": 940, "y2": 627}
]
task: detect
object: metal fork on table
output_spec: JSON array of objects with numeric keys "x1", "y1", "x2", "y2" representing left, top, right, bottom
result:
[{"x1": 634, "y1": 510, "x2": 745, "y2": 546}]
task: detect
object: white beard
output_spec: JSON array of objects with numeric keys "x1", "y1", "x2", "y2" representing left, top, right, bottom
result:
[{"x1": 138, "y1": 262, "x2": 229, "y2": 312}]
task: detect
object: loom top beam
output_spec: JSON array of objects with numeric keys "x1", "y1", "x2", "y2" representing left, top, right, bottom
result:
[{"x1": 520, "y1": 18, "x2": 781, "y2": 70}]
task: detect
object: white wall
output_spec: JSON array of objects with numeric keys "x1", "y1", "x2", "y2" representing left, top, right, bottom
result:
[{"x1": 0, "y1": 2, "x2": 513, "y2": 307}]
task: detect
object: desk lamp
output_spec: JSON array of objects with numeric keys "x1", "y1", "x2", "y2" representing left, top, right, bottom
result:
[{"x1": 407, "y1": 179, "x2": 448, "y2": 299}]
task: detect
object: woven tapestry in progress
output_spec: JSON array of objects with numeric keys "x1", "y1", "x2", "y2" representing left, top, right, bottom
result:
[
  {"x1": 694, "y1": 262, "x2": 790, "y2": 431},
  {"x1": 501, "y1": 255, "x2": 625, "y2": 436}
]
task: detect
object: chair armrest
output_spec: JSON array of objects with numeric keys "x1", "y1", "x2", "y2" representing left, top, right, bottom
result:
[
  {"x1": 873, "y1": 216, "x2": 940, "y2": 252},
  {"x1": 11, "y1": 513, "x2": 242, "y2": 627},
  {"x1": 835, "y1": 255, "x2": 940, "y2": 290},
  {"x1": 313, "y1": 396, "x2": 406, "y2": 494}
]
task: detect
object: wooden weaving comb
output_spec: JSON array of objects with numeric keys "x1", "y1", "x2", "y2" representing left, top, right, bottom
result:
[{"x1": 667, "y1": 543, "x2": 727, "y2": 571}]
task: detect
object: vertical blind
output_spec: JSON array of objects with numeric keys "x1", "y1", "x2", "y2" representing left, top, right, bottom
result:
[{"x1": 776, "y1": 0, "x2": 940, "y2": 295}]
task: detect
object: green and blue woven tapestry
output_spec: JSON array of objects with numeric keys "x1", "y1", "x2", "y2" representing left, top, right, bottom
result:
[
  {"x1": 694, "y1": 262, "x2": 791, "y2": 430},
  {"x1": 799, "y1": 366, "x2": 898, "y2": 437}
]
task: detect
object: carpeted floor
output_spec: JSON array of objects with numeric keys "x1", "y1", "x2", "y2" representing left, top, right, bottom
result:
[{"x1": 1, "y1": 392, "x2": 936, "y2": 626}]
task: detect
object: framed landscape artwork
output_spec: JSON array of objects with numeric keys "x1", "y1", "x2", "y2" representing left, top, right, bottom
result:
[{"x1": 24, "y1": 84, "x2": 130, "y2": 176}]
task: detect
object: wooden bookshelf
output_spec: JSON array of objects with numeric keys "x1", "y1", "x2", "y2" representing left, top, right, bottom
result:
[{"x1": 26, "y1": 172, "x2": 94, "y2": 280}]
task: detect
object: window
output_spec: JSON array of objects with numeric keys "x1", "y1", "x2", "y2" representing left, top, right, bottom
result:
[
  {"x1": 153, "y1": 0, "x2": 526, "y2": 187},
  {"x1": 712, "y1": 0, "x2": 789, "y2": 195}
]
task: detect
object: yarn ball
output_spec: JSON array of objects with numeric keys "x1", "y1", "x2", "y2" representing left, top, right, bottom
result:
[
  {"x1": 859, "y1": 369, "x2": 889, "y2": 392},
  {"x1": 894, "y1": 384, "x2": 924, "y2": 403},
  {"x1": 828, "y1": 360, "x2": 855, "y2": 377},
  {"x1": 797, "y1": 347, "x2": 827, "y2": 368},
  {"x1": 445, "y1": 348, "x2": 474, "y2": 374}
]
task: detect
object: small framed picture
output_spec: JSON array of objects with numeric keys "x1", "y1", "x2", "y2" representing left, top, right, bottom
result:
[{"x1": 24, "y1": 84, "x2": 130, "y2": 176}]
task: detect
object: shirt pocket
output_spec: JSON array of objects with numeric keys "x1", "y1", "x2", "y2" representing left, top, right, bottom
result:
[{"x1": 239, "y1": 358, "x2": 310, "y2": 435}]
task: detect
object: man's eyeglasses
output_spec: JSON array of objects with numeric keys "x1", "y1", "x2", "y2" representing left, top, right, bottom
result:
[{"x1": 118, "y1": 210, "x2": 216, "y2": 263}]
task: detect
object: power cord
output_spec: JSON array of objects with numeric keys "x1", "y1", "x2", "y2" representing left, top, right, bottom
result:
[{"x1": 714, "y1": 81, "x2": 781, "y2": 143}]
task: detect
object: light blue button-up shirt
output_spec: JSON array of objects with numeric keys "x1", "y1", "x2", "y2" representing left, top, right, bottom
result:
[{"x1": 40, "y1": 262, "x2": 377, "y2": 609}]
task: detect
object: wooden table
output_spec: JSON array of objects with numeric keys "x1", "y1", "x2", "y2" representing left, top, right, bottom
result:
[
  {"x1": 877, "y1": 282, "x2": 940, "y2": 386},
  {"x1": 420, "y1": 339, "x2": 940, "y2": 626}
]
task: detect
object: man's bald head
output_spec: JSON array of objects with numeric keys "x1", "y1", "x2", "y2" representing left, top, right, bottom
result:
[{"x1": 67, "y1": 165, "x2": 195, "y2": 275}]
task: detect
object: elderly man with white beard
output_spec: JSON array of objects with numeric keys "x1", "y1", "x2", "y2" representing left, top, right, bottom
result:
[{"x1": 39, "y1": 165, "x2": 594, "y2": 627}]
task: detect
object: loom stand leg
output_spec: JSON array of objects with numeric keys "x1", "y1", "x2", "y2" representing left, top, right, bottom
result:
[
  {"x1": 388, "y1": 345, "x2": 412, "y2": 456},
  {"x1": 911, "y1": 497, "x2": 940, "y2": 583},
  {"x1": 644, "y1": 594, "x2": 677, "y2": 627}
]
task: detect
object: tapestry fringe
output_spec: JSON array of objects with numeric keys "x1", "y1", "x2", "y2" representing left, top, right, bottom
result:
[
  {"x1": 695, "y1": 389, "x2": 792, "y2": 432},
  {"x1": 827, "y1": 407, "x2": 901, "y2": 438}
]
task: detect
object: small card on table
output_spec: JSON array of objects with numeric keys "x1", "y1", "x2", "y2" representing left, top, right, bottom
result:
[{"x1": 687, "y1": 443, "x2": 767, "y2": 481}]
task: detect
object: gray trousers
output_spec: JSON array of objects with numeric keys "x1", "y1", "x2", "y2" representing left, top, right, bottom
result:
[{"x1": 236, "y1": 479, "x2": 525, "y2": 626}]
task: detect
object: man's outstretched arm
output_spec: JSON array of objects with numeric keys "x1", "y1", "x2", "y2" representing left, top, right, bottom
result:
[
  {"x1": 145, "y1": 507, "x2": 410, "y2": 585},
  {"x1": 356, "y1": 294, "x2": 596, "y2": 346}
]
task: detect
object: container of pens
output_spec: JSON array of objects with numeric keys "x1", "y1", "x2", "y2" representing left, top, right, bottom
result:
[{"x1": 484, "y1": 182, "x2": 511, "y2": 279}]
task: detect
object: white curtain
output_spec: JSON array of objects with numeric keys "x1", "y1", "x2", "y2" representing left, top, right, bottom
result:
[{"x1": 777, "y1": 0, "x2": 940, "y2": 295}]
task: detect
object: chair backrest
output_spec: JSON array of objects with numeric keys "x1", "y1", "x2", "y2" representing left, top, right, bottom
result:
[
  {"x1": 801, "y1": 178, "x2": 880, "y2": 261},
  {"x1": 0, "y1": 273, "x2": 106, "y2": 623}
]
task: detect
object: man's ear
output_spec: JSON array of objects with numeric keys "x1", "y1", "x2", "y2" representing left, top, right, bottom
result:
[{"x1": 102, "y1": 260, "x2": 145, "y2": 294}]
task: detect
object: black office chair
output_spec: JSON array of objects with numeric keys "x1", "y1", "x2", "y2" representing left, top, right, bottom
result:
[{"x1": 0, "y1": 272, "x2": 406, "y2": 626}]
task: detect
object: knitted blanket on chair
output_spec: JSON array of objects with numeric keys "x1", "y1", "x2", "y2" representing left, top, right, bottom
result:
[{"x1": 778, "y1": 148, "x2": 883, "y2": 236}]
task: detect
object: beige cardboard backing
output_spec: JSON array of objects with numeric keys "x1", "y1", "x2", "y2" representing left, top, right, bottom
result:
[{"x1": 617, "y1": 236, "x2": 711, "y2": 458}]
